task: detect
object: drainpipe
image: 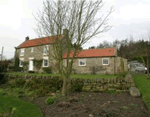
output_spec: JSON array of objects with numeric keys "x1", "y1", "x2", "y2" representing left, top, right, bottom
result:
[{"x1": 114, "y1": 56, "x2": 116, "y2": 75}]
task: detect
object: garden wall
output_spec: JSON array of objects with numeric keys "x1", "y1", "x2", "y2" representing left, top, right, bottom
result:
[
  {"x1": 6, "y1": 73, "x2": 135, "y2": 94},
  {"x1": 82, "y1": 73, "x2": 135, "y2": 93}
]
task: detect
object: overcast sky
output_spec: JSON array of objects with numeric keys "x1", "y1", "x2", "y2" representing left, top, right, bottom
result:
[{"x1": 0, "y1": 0, "x2": 150, "y2": 59}]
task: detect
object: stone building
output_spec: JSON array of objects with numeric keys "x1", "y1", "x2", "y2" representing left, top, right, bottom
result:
[
  {"x1": 63, "y1": 48, "x2": 128, "y2": 74},
  {"x1": 15, "y1": 30, "x2": 127, "y2": 74}
]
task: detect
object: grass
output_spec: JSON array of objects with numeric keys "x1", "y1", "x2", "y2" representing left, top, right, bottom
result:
[
  {"x1": 7, "y1": 72, "x2": 118, "y2": 79},
  {"x1": 0, "y1": 87, "x2": 38, "y2": 99},
  {"x1": 133, "y1": 74, "x2": 150, "y2": 116},
  {"x1": 0, "y1": 95, "x2": 43, "y2": 117}
]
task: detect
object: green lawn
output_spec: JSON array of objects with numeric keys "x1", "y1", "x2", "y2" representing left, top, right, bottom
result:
[
  {"x1": 7, "y1": 72, "x2": 118, "y2": 79},
  {"x1": 133, "y1": 74, "x2": 150, "y2": 116},
  {"x1": 0, "y1": 95, "x2": 43, "y2": 117}
]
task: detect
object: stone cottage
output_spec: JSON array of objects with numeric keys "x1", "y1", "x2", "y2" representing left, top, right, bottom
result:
[
  {"x1": 14, "y1": 30, "x2": 127, "y2": 74},
  {"x1": 63, "y1": 48, "x2": 128, "y2": 74}
]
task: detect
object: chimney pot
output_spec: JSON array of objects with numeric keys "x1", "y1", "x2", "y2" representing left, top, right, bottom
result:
[{"x1": 25, "y1": 36, "x2": 29, "y2": 41}]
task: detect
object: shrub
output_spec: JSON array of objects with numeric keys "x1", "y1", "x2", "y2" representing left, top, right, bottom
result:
[
  {"x1": 8, "y1": 78, "x2": 26, "y2": 88},
  {"x1": 23, "y1": 61, "x2": 29, "y2": 72},
  {"x1": 70, "y1": 79, "x2": 84, "y2": 92},
  {"x1": 36, "y1": 88, "x2": 47, "y2": 97},
  {"x1": 33, "y1": 59, "x2": 42, "y2": 73},
  {"x1": 0, "y1": 60, "x2": 9, "y2": 72},
  {"x1": 45, "y1": 97, "x2": 56, "y2": 105},
  {"x1": 15, "y1": 78, "x2": 26, "y2": 87},
  {"x1": 0, "y1": 73, "x2": 8, "y2": 84},
  {"x1": 8, "y1": 79, "x2": 17, "y2": 88},
  {"x1": 9, "y1": 66, "x2": 23, "y2": 72},
  {"x1": 118, "y1": 71, "x2": 128, "y2": 77},
  {"x1": 42, "y1": 67, "x2": 52, "y2": 74}
]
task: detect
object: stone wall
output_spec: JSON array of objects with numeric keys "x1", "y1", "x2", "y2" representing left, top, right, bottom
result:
[
  {"x1": 7, "y1": 72, "x2": 135, "y2": 93},
  {"x1": 82, "y1": 74, "x2": 135, "y2": 93}
]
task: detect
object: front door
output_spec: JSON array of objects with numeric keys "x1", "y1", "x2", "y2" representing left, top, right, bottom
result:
[{"x1": 29, "y1": 60, "x2": 33, "y2": 71}]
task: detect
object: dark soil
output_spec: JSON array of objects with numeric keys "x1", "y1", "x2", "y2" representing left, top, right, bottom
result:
[{"x1": 22, "y1": 92, "x2": 149, "y2": 117}]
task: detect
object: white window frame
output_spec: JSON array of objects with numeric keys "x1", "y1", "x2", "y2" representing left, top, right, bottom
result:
[
  {"x1": 20, "y1": 48, "x2": 25, "y2": 56},
  {"x1": 43, "y1": 45, "x2": 49, "y2": 55},
  {"x1": 78, "y1": 59, "x2": 86, "y2": 66},
  {"x1": 31, "y1": 47, "x2": 34, "y2": 52},
  {"x1": 102, "y1": 58, "x2": 109, "y2": 65},
  {"x1": 42, "y1": 57, "x2": 49, "y2": 67},
  {"x1": 19, "y1": 58, "x2": 24, "y2": 67}
]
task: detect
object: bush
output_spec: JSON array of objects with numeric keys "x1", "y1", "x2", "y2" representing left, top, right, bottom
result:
[
  {"x1": 0, "y1": 61, "x2": 9, "y2": 72},
  {"x1": 42, "y1": 67, "x2": 52, "y2": 74},
  {"x1": 0, "y1": 73, "x2": 8, "y2": 84},
  {"x1": 70, "y1": 79, "x2": 84, "y2": 92},
  {"x1": 33, "y1": 59, "x2": 42, "y2": 73},
  {"x1": 118, "y1": 71, "x2": 128, "y2": 77},
  {"x1": 15, "y1": 78, "x2": 26, "y2": 87},
  {"x1": 36, "y1": 88, "x2": 48, "y2": 97},
  {"x1": 8, "y1": 79, "x2": 17, "y2": 88},
  {"x1": 9, "y1": 66, "x2": 23, "y2": 72},
  {"x1": 45, "y1": 97, "x2": 56, "y2": 105}
]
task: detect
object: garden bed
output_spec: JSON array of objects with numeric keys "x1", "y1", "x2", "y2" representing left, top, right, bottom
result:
[{"x1": 22, "y1": 92, "x2": 149, "y2": 117}]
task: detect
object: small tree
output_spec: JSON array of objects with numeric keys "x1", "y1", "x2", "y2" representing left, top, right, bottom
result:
[
  {"x1": 33, "y1": 59, "x2": 42, "y2": 73},
  {"x1": 34, "y1": 0, "x2": 114, "y2": 96}
]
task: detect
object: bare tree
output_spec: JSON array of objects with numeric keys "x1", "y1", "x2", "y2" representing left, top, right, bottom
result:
[
  {"x1": 34, "y1": 0, "x2": 114, "y2": 96},
  {"x1": 97, "y1": 40, "x2": 112, "y2": 48}
]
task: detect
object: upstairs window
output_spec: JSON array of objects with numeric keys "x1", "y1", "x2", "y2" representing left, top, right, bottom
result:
[
  {"x1": 20, "y1": 49, "x2": 25, "y2": 56},
  {"x1": 31, "y1": 47, "x2": 34, "y2": 52},
  {"x1": 102, "y1": 58, "x2": 109, "y2": 65},
  {"x1": 78, "y1": 59, "x2": 86, "y2": 66},
  {"x1": 43, "y1": 45, "x2": 49, "y2": 55}
]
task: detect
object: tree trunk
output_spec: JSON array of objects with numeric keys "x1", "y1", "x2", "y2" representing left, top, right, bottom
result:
[{"x1": 61, "y1": 75, "x2": 68, "y2": 96}]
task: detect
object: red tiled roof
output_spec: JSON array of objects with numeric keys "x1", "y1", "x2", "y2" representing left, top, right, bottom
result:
[
  {"x1": 63, "y1": 48, "x2": 115, "y2": 58},
  {"x1": 17, "y1": 35, "x2": 62, "y2": 48}
]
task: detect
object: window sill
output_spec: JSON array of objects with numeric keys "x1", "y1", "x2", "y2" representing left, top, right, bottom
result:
[
  {"x1": 42, "y1": 66, "x2": 49, "y2": 67},
  {"x1": 78, "y1": 65, "x2": 86, "y2": 67},
  {"x1": 102, "y1": 64, "x2": 109, "y2": 66},
  {"x1": 20, "y1": 55, "x2": 24, "y2": 56}
]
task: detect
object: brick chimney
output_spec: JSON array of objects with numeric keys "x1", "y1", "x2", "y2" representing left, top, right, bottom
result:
[{"x1": 25, "y1": 36, "x2": 29, "y2": 41}]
